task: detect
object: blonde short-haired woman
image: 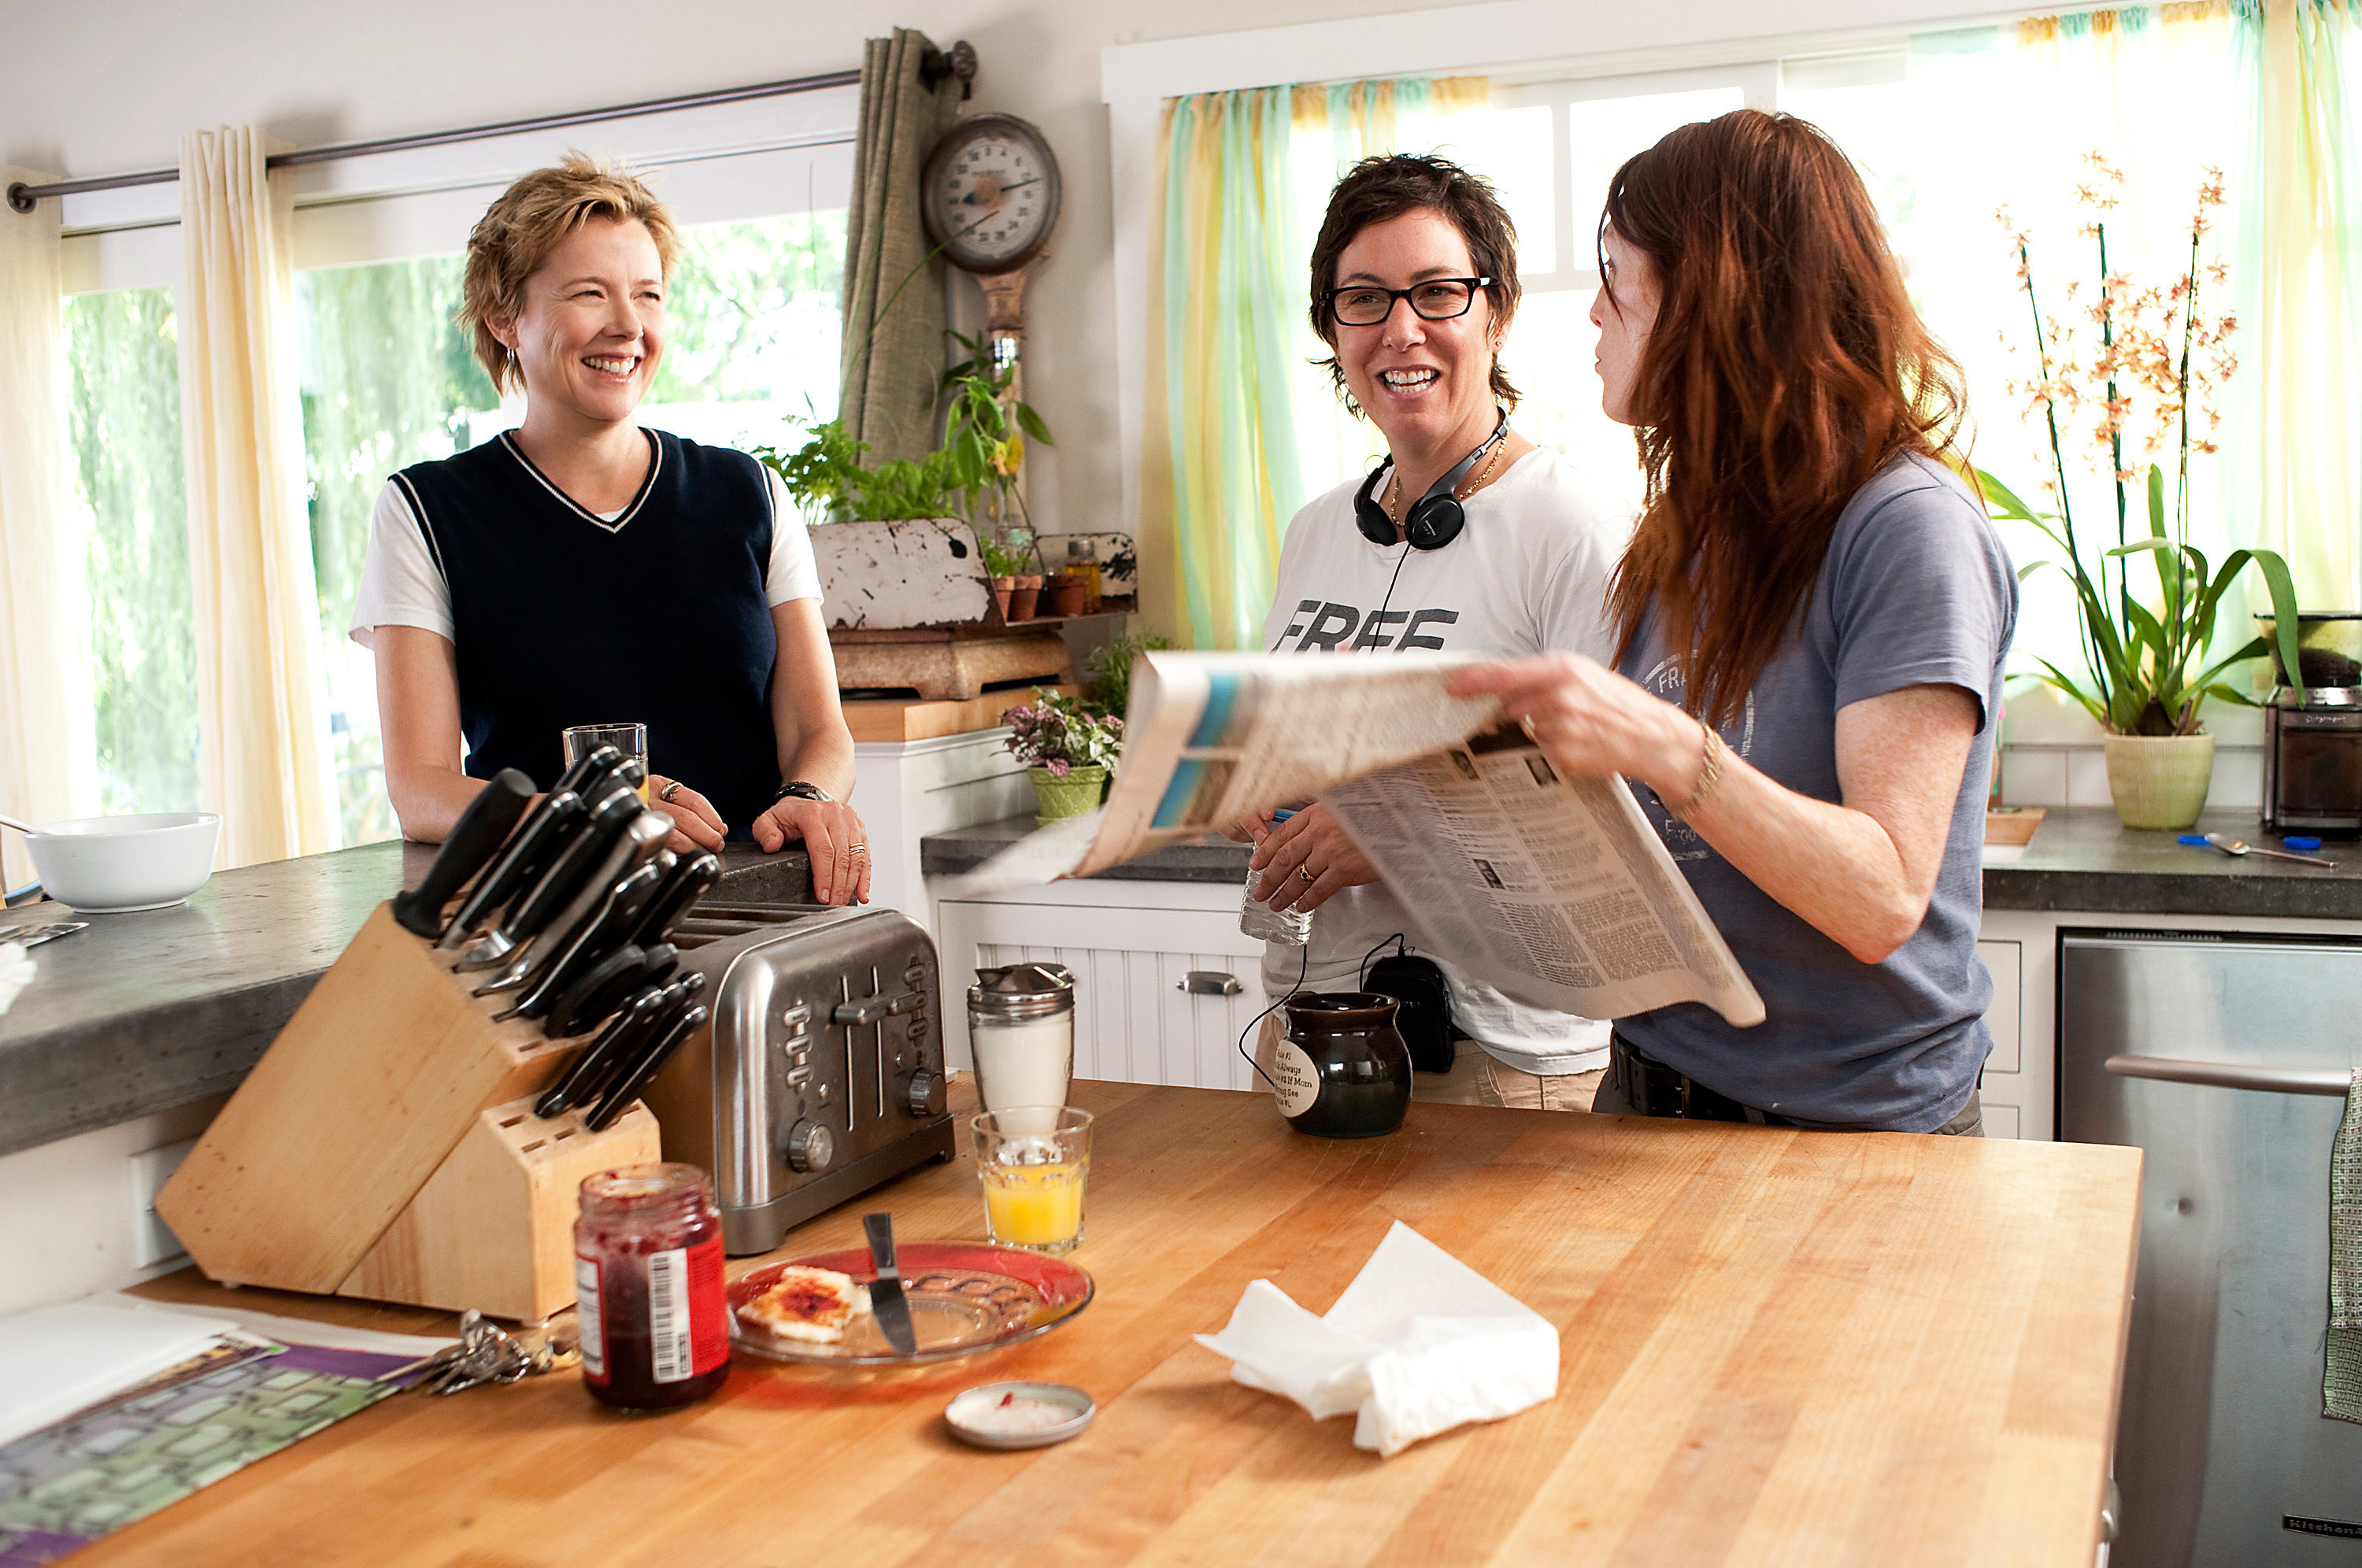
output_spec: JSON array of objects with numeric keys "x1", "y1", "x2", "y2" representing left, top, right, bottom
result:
[{"x1": 350, "y1": 153, "x2": 871, "y2": 905}]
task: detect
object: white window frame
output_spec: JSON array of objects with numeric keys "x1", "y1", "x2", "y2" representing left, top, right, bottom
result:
[{"x1": 1098, "y1": 0, "x2": 2021, "y2": 545}]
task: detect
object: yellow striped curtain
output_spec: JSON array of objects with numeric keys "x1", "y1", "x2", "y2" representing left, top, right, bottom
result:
[{"x1": 1138, "y1": 77, "x2": 1487, "y2": 649}]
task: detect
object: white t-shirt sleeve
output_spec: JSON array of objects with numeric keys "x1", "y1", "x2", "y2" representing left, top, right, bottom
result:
[
  {"x1": 765, "y1": 468, "x2": 822, "y2": 605},
  {"x1": 1529, "y1": 460, "x2": 1635, "y2": 665},
  {"x1": 349, "y1": 479, "x2": 454, "y2": 649}
]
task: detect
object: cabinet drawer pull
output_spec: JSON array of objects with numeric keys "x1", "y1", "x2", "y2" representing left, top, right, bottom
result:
[{"x1": 1179, "y1": 971, "x2": 1243, "y2": 997}]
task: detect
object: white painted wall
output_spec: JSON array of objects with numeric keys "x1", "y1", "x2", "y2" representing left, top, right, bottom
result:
[{"x1": 1, "y1": 0, "x2": 2007, "y2": 630}]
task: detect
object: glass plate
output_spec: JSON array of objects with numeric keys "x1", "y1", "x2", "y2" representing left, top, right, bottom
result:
[{"x1": 729, "y1": 1241, "x2": 1095, "y2": 1366}]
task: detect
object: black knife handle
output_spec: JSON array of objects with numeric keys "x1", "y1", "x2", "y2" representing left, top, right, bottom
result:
[
  {"x1": 587, "y1": 1002, "x2": 709, "y2": 1132},
  {"x1": 536, "y1": 984, "x2": 667, "y2": 1119},
  {"x1": 392, "y1": 769, "x2": 533, "y2": 937},
  {"x1": 494, "y1": 786, "x2": 641, "y2": 947},
  {"x1": 439, "y1": 788, "x2": 583, "y2": 945},
  {"x1": 624, "y1": 852, "x2": 722, "y2": 950},
  {"x1": 551, "y1": 742, "x2": 624, "y2": 800},
  {"x1": 543, "y1": 943, "x2": 648, "y2": 1040},
  {"x1": 513, "y1": 856, "x2": 665, "y2": 1021}
]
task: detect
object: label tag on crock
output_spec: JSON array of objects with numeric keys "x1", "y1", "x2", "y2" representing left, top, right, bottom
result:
[{"x1": 1272, "y1": 1037, "x2": 1321, "y2": 1118}]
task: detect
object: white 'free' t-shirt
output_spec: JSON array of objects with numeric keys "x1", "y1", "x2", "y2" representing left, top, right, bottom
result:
[
  {"x1": 1258, "y1": 446, "x2": 1636, "y2": 1076},
  {"x1": 347, "y1": 442, "x2": 821, "y2": 649}
]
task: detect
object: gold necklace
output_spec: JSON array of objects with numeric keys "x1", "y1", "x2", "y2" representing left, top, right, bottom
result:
[{"x1": 1387, "y1": 435, "x2": 1512, "y2": 524}]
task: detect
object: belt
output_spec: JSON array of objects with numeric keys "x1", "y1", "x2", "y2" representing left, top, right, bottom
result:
[{"x1": 1608, "y1": 1033, "x2": 1798, "y2": 1127}]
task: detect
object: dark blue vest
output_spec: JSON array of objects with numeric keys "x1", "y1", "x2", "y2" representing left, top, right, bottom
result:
[{"x1": 392, "y1": 430, "x2": 780, "y2": 837}]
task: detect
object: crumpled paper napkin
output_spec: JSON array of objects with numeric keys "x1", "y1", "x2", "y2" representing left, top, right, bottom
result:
[
  {"x1": 0, "y1": 941, "x2": 33, "y2": 1019},
  {"x1": 1194, "y1": 1221, "x2": 1559, "y2": 1457}
]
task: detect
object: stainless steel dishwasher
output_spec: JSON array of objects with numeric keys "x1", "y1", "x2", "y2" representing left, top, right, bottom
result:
[{"x1": 2060, "y1": 928, "x2": 2362, "y2": 1567}]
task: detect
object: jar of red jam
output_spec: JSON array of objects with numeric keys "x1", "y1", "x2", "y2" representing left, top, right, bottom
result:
[{"x1": 574, "y1": 1163, "x2": 731, "y2": 1411}]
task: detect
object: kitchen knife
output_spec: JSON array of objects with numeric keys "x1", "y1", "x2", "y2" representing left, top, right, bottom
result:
[
  {"x1": 436, "y1": 787, "x2": 584, "y2": 947},
  {"x1": 552, "y1": 741, "x2": 625, "y2": 801},
  {"x1": 535, "y1": 982, "x2": 670, "y2": 1119},
  {"x1": 542, "y1": 942, "x2": 647, "y2": 1039},
  {"x1": 586, "y1": 999, "x2": 709, "y2": 1133},
  {"x1": 391, "y1": 769, "x2": 533, "y2": 937},
  {"x1": 498, "y1": 860, "x2": 665, "y2": 1023},
  {"x1": 623, "y1": 851, "x2": 722, "y2": 950},
  {"x1": 861, "y1": 1212, "x2": 920, "y2": 1358},
  {"x1": 454, "y1": 784, "x2": 642, "y2": 971},
  {"x1": 476, "y1": 813, "x2": 666, "y2": 1001}
]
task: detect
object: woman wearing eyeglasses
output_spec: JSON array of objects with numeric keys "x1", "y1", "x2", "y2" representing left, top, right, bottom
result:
[
  {"x1": 1236, "y1": 153, "x2": 1635, "y2": 1111},
  {"x1": 1450, "y1": 110, "x2": 2015, "y2": 1134}
]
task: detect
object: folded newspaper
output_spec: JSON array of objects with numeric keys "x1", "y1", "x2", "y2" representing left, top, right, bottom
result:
[{"x1": 946, "y1": 652, "x2": 1764, "y2": 1027}]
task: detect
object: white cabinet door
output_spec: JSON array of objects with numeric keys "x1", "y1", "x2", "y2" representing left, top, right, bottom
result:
[{"x1": 935, "y1": 882, "x2": 1268, "y2": 1091}]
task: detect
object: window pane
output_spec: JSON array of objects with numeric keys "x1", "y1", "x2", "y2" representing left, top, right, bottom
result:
[
  {"x1": 1510, "y1": 290, "x2": 1645, "y2": 508},
  {"x1": 64, "y1": 287, "x2": 199, "y2": 815},
  {"x1": 1567, "y1": 87, "x2": 1747, "y2": 248},
  {"x1": 1431, "y1": 104, "x2": 1557, "y2": 274},
  {"x1": 297, "y1": 209, "x2": 846, "y2": 844}
]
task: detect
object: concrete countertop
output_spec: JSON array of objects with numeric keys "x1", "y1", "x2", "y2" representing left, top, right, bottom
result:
[
  {"x1": 0, "y1": 838, "x2": 812, "y2": 1158},
  {"x1": 924, "y1": 807, "x2": 2362, "y2": 919}
]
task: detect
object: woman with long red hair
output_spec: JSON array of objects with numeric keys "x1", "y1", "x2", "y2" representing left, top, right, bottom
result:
[{"x1": 1451, "y1": 109, "x2": 2016, "y2": 1133}]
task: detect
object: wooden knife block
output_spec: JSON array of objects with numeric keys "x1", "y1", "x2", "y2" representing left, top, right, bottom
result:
[{"x1": 156, "y1": 902, "x2": 660, "y2": 1322}]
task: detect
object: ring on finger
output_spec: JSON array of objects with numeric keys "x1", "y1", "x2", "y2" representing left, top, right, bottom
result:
[
  {"x1": 1297, "y1": 864, "x2": 1317, "y2": 886},
  {"x1": 1519, "y1": 716, "x2": 1538, "y2": 744},
  {"x1": 658, "y1": 779, "x2": 684, "y2": 803}
]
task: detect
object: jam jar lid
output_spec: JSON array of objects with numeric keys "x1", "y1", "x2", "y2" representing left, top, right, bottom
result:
[{"x1": 969, "y1": 961, "x2": 1075, "y2": 1019}]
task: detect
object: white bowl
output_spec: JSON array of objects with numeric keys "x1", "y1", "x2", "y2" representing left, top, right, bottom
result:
[{"x1": 25, "y1": 812, "x2": 222, "y2": 912}]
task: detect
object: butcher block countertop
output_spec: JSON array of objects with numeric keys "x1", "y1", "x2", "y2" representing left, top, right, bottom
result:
[{"x1": 103, "y1": 1079, "x2": 2142, "y2": 1567}]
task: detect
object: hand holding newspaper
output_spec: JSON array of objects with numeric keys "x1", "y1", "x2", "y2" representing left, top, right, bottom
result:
[{"x1": 946, "y1": 652, "x2": 1764, "y2": 1027}]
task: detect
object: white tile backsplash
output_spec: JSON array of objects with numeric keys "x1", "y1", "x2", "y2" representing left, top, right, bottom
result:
[{"x1": 1994, "y1": 743, "x2": 2263, "y2": 811}]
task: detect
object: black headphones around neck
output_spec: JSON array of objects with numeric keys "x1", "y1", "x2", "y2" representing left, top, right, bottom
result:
[{"x1": 1352, "y1": 410, "x2": 1511, "y2": 551}]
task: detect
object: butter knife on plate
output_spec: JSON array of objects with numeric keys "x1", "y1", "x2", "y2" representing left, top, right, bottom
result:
[{"x1": 864, "y1": 1212, "x2": 920, "y2": 1357}]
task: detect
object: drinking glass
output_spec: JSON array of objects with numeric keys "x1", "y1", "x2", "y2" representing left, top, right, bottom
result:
[
  {"x1": 972, "y1": 1107, "x2": 1092, "y2": 1255},
  {"x1": 563, "y1": 723, "x2": 649, "y2": 800}
]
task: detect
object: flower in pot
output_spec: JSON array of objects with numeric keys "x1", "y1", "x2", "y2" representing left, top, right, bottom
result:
[
  {"x1": 1005, "y1": 688, "x2": 1122, "y2": 823},
  {"x1": 1983, "y1": 157, "x2": 2301, "y2": 831}
]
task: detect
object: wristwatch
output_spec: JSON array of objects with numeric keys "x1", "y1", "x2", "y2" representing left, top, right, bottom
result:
[{"x1": 772, "y1": 780, "x2": 833, "y2": 806}]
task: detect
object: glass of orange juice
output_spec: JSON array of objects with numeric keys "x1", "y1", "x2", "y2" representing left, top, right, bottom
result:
[
  {"x1": 562, "y1": 723, "x2": 650, "y2": 800},
  {"x1": 972, "y1": 1108, "x2": 1092, "y2": 1255}
]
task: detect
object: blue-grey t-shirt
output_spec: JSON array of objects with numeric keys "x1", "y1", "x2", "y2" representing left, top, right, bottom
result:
[{"x1": 1613, "y1": 453, "x2": 2016, "y2": 1131}]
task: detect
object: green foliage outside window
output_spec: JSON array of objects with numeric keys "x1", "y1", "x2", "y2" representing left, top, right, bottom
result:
[{"x1": 63, "y1": 288, "x2": 198, "y2": 816}]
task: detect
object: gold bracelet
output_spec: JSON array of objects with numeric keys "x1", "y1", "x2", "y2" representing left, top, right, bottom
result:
[{"x1": 1665, "y1": 720, "x2": 1725, "y2": 824}]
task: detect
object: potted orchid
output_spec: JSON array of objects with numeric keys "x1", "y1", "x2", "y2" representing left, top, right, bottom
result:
[
  {"x1": 1005, "y1": 688, "x2": 1122, "y2": 823},
  {"x1": 1980, "y1": 155, "x2": 2301, "y2": 830}
]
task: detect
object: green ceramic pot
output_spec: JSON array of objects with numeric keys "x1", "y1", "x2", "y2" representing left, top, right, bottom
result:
[
  {"x1": 2104, "y1": 731, "x2": 2216, "y2": 830},
  {"x1": 1030, "y1": 764, "x2": 1108, "y2": 823}
]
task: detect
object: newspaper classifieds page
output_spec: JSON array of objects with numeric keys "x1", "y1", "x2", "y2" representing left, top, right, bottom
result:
[
  {"x1": 941, "y1": 652, "x2": 1763, "y2": 1027},
  {"x1": 1322, "y1": 734, "x2": 1765, "y2": 1027}
]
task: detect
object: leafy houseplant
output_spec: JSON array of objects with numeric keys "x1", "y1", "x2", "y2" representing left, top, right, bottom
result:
[
  {"x1": 1084, "y1": 631, "x2": 1172, "y2": 721},
  {"x1": 1982, "y1": 157, "x2": 2301, "y2": 830},
  {"x1": 1005, "y1": 688, "x2": 1122, "y2": 822}
]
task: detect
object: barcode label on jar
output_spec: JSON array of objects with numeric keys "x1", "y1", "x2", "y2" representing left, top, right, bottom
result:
[
  {"x1": 574, "y1": 1254, "x2": 604, "y2": 1379},
  {"x1": 648, "y1": 1247, "x2": 691, "y2": 1382}
]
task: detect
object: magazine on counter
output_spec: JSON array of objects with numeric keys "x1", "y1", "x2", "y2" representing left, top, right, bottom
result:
[{"x1": 942, "y1": 651, "x2": 1764, "y2": 1027}]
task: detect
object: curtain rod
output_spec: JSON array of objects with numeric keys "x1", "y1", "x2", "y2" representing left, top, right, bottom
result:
[{"x1": 6, "y1": 45, "x2": 973, "y2": 216}]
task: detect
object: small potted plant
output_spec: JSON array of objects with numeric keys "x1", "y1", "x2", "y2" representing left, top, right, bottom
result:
[
  {"x1": 1984, "y1": 157, "x2": 2300, "y2": 830},
  {"x1": 981, "y1": 536, "x2": 1029, "y2": 620},
  {"x1": 1005, "y1": 688, "x2": 1122, "y2": 822}
]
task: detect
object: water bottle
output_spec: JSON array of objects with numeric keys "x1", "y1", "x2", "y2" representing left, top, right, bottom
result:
[{"x1": 1239, "y1": 808, "x2": 1312, "y2": 946}]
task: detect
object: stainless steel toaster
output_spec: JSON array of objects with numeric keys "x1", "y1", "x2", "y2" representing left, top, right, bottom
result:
[{"x1": 640, "y1": 901, "x2": 954, "y2": 1254}]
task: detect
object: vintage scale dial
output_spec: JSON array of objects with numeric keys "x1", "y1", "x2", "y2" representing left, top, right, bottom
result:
[{"x1": 921, "y1": 113, "x2": 1062, "y2": 276}]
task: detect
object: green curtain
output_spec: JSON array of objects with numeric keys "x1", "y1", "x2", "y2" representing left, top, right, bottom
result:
[
  {"x1": 839, "y1": 29, "x2": 961, "y2": 464},
  {"x1": 2233, "y1": 0, "x2": 2362, "y2": 612},
  {"x1": 1140, "y1": 77, "x2": 1483, "y2": 650}
]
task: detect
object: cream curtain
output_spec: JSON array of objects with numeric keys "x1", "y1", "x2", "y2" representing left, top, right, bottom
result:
[
  {"x1": 177, "y1": 127, "x2": 337, "y2": 867},
  {"x1": 0, "y1": 165, "x2": 99, "y2": 889}
]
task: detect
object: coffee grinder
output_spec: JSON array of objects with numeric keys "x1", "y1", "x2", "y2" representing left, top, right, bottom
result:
[{"x1": 2259, "y1": 612, "x2": 2362, "y2": 838}]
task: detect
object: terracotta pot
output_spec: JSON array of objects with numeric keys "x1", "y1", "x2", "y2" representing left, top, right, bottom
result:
[
  {"x1": 1030, "y1": 764, "x2": 1107, "y2": 823},
  {"x1": 2104, "y1": 730, "x2": 2216, "y2": 830},
  {"x1": 1008, "y1": 575, "x2": 1042, "y2": 621},
  {"x1": 1045, "y1": 573, "x2": 1088, "y2": 616},
  {"x1": 990, "y1": 576, "x2": 1016, "y2": 619}
]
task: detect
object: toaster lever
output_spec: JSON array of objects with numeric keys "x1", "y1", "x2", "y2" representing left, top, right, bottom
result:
[
  {"x1": 832, "y1": 993, "x2": 896, "y2": 1026},
  {"x1": 887, "y1": 989, "x2": 926, "y2": 1016}
]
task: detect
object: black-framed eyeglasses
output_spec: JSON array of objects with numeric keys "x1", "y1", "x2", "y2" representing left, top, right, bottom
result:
[{"x1": 1325, "y1": 277, "x2": 1493, "y2": 327}]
